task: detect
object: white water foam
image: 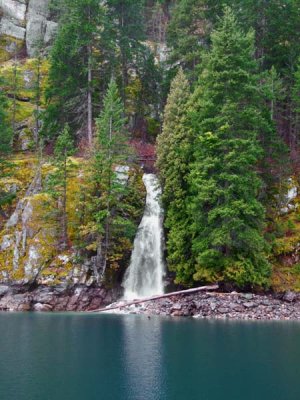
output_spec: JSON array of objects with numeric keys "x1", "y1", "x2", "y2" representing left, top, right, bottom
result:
[{"x1": 123, "y1": 174, "x2": 165, "y2": 300}]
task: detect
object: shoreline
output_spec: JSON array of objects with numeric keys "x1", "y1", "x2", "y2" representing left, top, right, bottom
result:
[
  {"x1": 0, "y1": 284, "x2": 121, "y2": 312},
  {"x1": 131, "y1": 291, "x2": 300, "y2": 321},
  {"x1": 0, "y1": 284, "x2": 300, "y2": 320}
]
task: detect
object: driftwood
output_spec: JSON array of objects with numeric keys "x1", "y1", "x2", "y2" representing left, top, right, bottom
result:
[{"x1": 88, "y1": 284, "x2": 219, "y2": 313}]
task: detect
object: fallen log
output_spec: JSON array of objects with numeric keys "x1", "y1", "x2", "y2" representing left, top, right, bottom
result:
[{"x1": 88, "y1": 284, "x2": 219, "y2": 313}]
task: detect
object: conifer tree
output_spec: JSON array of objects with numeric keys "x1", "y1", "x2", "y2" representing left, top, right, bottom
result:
[
  {"x1": 167, "y1": 0, "x2": 224, "y2": 79},
  {"x1": 292, "y1": 59, "x2": 300, "y2": 147},
  {"x1": 106, "y1": 0, "x2": 147, "y2": 102},
  {"x1": 259, "y1": 67, "x2": 289, "y2": 215},
  {"x1": 86, "y1": 79, "x2": 134, "y2": 281},
  {"x1": 0, "y1": 81, "x2": 12, "y2": 164},
  {"x1": 44, "y1": 0, "x2": 106, "y2": 145},
  {"x1": 188, "y1": 7, "x2": 271, "y2": 287},
  {"x1": 47, "y1": 124, "x2": 75, "y2": 249},
  {"x1": 0, "y1": 79, "x2": 13, "y2": 213},
  {"x1": 156, "y1": 69, "x2": 194, "y2": 284},
  {"x1": 230, "y1": 0, "x2": 300, "y2": 152}
]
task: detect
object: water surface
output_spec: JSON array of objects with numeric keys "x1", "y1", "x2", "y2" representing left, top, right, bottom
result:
[{"x1": 0, "y1": 313, "x2": 299, "y2": 400}]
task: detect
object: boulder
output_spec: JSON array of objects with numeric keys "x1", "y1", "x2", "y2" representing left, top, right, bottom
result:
[
  {"x1": 0, "y1": 18, "x2": 26, "y2": 40},
  {"x1": 0, "y1": 0, "x2": 27, "y2": 22},
  {"x1": 218, "y1": 307, "x2": 229, "y2": 314},
  {"x1": 33, "y1": 302, "x2": 53, "y2": 312},
  {"x1": 0, "y1": 285, "x2": 10, "y2": 297},
  {"x1": 242, "y1": 293, "x2": 254, "y2": 300},
  {"x1": 171, "y1": 303, "x2": 182, "y2": 311},
  {"x1": 283, "y1": 291, "x2": 298, "y2": 303},
  {"x1": 243, "y1": 302, "x2": 257, "y2": 309}
]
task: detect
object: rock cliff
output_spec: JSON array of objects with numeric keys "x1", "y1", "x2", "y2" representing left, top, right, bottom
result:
[{"x1": 0, "y1": 0, "x2": 57, "y2": 58}]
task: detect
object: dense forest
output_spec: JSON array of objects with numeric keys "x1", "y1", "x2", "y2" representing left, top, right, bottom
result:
[{"x1": 1, "y1": 0, "x2": 300, "y2": 292}]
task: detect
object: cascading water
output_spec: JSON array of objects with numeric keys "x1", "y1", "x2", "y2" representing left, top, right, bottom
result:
[{"x1": 123, "y1": 174, "x2": 165, "y2": 300}]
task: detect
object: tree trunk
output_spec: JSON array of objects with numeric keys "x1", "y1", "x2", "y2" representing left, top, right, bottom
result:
[
  {"x1": 35, "y1": 55, "x2": 41, "y2": 148},
  {"x1": 88, "y1": 285, "x2": 219, "y2": 313},
  {"x1": 61, "y1": 154, "x2": 68, "y2": 249},
  {"x1": 87, "y1": 44, "x2": 93, "y2": 147},
  {"x1": 12, "y1": 49, "x2": 17, "y2": 141},
  {"x1": 87, "y1": 5, "x2": 93, "y2": 147}
]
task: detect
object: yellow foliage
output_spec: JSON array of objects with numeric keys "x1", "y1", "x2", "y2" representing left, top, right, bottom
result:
[{"x1": 0, "y1": 36, "x2": 24, "y2": 63}]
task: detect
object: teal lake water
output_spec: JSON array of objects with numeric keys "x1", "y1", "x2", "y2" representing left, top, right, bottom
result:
[{"x1": 0, "y1": 313, "x2": 299, "y2": 400}]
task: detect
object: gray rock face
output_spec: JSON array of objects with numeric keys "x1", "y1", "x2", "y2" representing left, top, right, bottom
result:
[
  {"x1": 0, "y1": 284, "x2": 121, "y2": 312},
  {"x1": 25, "y1": 0, "x2": 56, "y2": 56},
  {"x1": 0, "y1": 17, "x2": 26, "y2": 40},
  {"x1": 0, "y1": 0, "x2": 27, "y2": 22},
  {"x1": 0, "y1": 0, "x2": 57, "y2": 57}
]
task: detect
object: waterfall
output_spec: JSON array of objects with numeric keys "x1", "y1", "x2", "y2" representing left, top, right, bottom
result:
[{"x1": 123, "y1": 174, "x2": 165, "y2": 300}]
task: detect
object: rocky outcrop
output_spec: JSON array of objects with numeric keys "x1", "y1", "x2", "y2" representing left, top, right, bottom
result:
[
  {"x1": 0, "y1": 0, "x2": 57, "y2": 58},
  {"x1": 25, "y1": 0, "x2": 57, "y2": 56},
  {"x1": 0, "y1": 284, "x2": 122, "y2": 312}
]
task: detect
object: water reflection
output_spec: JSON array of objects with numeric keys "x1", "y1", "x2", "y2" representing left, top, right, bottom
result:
[{"x1": 121, "y1": 315, "x2": 166, "y2": 400}]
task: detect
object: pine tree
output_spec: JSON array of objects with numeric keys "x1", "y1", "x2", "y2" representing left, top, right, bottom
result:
[
  {"x1": 106, "y1": 0, "x2": 162, "y2": 133},
  {"x1": 106, "y1": 0, "x2": 147, "y2": 103},
  {"x1": 85, "y1": 79, "x2": 134, "y2": 281},
  {"x1": 44, "y1": 0, "x2": 106, "y2": 145},
  {"x1": 47, "y1": 124, "x2": 75, "y2": 249},
  {"x1": 166, "y1": 0, "x2": 224, "y2": 79},
  {"x1": 0, "y1": 81, "x2": 12, "y2": 162},
  {"x1": 156, "y1": 68, "x2": 194, "y2": 284},
  {"x1": 188, "y1": 7, "x2": 271, "y2": 287},
  {"x1": 229, "y1": 0, "x2": 300, "y2": 152},
  {"x1": 259, "y1": 67, "x2": 289, "y2": 216},
  {"x1": 0, "y1": 78, "x2": 13, "y2": 214}
]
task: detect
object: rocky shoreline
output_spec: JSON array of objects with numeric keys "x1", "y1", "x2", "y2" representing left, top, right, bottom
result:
[
  {"x1": 110, "y1": 291, "x2": 300, "y2": 321},
  {"x1": 1, "y1": 284, "x2": 300, "y2": 320},
  {"x1": 0, "y1": 284, "x2": 121, "y2": 312}
]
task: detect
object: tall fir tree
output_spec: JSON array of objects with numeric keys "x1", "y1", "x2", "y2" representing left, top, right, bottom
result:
[
  {"x1": 44, "y1": 0, "x2": 106, "y2": 145},
  {"x1": 156, "y1": 68, "x2": 194, "y2": 284},
  {"x1": 0, "y1": 78, "x2": 14, "y2": 214},
  {"x1": 187, "y1": 7, "x2": 271, "y2": 287},
  {"x1": 106, "y1": 0, "x2": 147, "y2": 102},
  {"x1": 166, "y1": 0, "x2": 224, "y2": 79},
  {"x1": 292, "y1": 58, "x2": 300, "y2": 149},
  {"x1": 230, "y1": 0, "x2": 300, "y2": 153},
  {"x1": 0, "y1": 80, "x2": 12, "y2": 163},
  {"x1": 47, "y1": 124, "x2": 75, "y2": 249},
  {"x1": 106, "y1": 0, "x2": 163, "y2": 134},
  {"x1": 84, "y1": 79, "x2": 134, "y2": 281}
]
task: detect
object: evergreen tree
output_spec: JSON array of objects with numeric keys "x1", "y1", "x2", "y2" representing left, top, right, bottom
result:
[
  {"x1": 0, "y1": 79, "x2": 13, "y2": 214},
  {"x1": 259, "y1": 67, "x2": 290, "y2": 216},
  {"x1": 166, "y1": 0, "x2": 224, "y2": 79},
  {"x1": 0, "y1": 81, "x2": 12, "y2": 163},
  {"x1": 188, "y1": 8, "x2": 271, "y2": 287},
  {"x1": 47, "y1": 124, "x2": 75, "y2": 249},
  {"x1": 106, "y1": 0, "x2": 163, "y2": 133},
  {"x1": 156, "y1": 68, "x2": 194, "y2": 284},
  {"x1": 292, "y1": 58, "x2": 300, "y2": 165},
  {"x1": 85, "y1": 79, "x2": 134, "y2": 281},
  {"x1": 230, "y1": 0, "x2": 300, "y2": 152},
  {"x1": 44, "y1": 0, "x2": 106, "y2": 145},
  {"x1": 106, "y1": 0, "x2": 147, "y2": 102}
]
